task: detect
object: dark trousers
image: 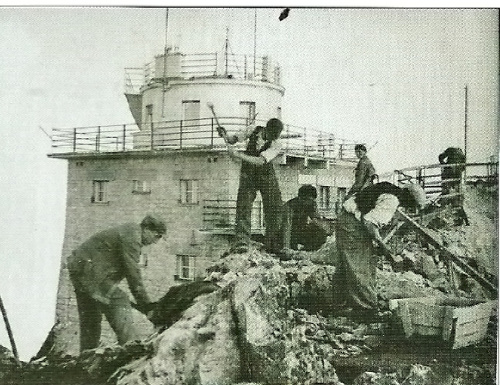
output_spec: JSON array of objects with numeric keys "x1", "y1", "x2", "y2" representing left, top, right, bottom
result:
[
  {"x1": 235, "y1": 163, "x2": 282, "y2": 252},
  {"x1": 70, "y1": 275, "x2": 140, "y2": 352},
  {"x1": 335, "y1": 211, "x2": 377, "y2": 311}
]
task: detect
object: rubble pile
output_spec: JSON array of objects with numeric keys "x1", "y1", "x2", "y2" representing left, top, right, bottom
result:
[
  {"x1": 1, "y1": 185, "x2": 497, "y2": 385},
  {"x1": 113, "y1": 250, "x2": 346, "y2": 385}
]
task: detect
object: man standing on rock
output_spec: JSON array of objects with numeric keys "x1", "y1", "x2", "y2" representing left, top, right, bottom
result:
[
  {"x1": 335, "y1": 182, "x2": 427, "y2": 321},
  {"x1": 67, "y1": 214, "x2": 166, "y2": 352},
  {"x1": 221, "y1": 118, "x2": 284, "y2": 255},
  {"x1": 346, "y1": 144, "x2": 377, "y2": 200}
]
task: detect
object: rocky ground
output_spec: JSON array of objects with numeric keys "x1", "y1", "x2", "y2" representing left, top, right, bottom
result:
[{"x1": 1, "y1": 185, "x2": 497, "y2": 385}]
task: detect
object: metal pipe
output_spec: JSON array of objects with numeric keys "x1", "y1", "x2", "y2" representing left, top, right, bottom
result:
[
  {"x1": 0, "y1": 294, "x2": 20, "y2": 364},
  {"x1": 122, "y1": 124, "x2": 126, "y2": 151}
]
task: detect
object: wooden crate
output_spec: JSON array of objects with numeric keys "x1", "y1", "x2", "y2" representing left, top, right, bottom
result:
[{"x1": 389, "y1": 296, "x2": 495, "y2": 349}]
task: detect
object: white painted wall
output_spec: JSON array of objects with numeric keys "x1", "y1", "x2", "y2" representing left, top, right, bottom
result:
[{"x1": 141, "y1": 78, "x2": 285, "y2": 126}]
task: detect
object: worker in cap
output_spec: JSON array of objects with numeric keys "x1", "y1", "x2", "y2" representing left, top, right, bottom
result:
[
  {"x1": 67, "y1": 213, "x2": 166, "y2": 352},
  {"x1": 221, "y1": 117, "x2": 284, "y2": 254},
  {"x1": 346, "y1": 143, "x2": 377, "y2": 200},
  {"x1": 335, "y1": 182, "x2": 427, "y2": 322}
]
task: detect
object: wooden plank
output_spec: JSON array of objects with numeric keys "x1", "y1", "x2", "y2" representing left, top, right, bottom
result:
[
  {"x1": 410, "y1": 304, "x2": 445, "y2": 328},
  {"x1": 399, "y1": 301, "x2": 414, "y2": 338},
  {"x1": 453, "y1": 320, "x2": 490, "y2": 349},
  {"x1": 396, "y1": 209, "x2": 497, "y2": 296},
  {"x1": 452, "y1": 301, "x2": 494, "y2": 324},
  {"x1": 441, "y1": 306, "x2": 455, "y2": 341}
]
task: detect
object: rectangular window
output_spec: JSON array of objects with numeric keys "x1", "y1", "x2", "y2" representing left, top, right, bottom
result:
[
  {"x1": 145, "y1": 104, "x2": 153, "y2": 127},
  {"x1": 335, "y1": 187, "x2": 347, "y2": 213},
  {"x1": 176, "y1": 255, "x2": 196, "y2": 280},
  {"x1": 318, "y1": 185, "x2": 331, "y2": 210},
  {"x1": 240, "y1": 101, "x2": 256, "y2": 125},
  {"x1": 132, "y1": 180, "x2": 151, "y2": 194},
  {"x1": 180, "y1": 179, "x2": 199, "y2": 204},
  {"x1": 92, "y1": 180, "x2": 109, "y2": 203}
]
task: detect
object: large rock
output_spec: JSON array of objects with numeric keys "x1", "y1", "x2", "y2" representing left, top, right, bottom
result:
[
  {"x1": 114, "y1": 252, "x2": 343, "y2": 385},
  {"x1": 114, "y1": 288, "x2": 240, "y2": 385}
]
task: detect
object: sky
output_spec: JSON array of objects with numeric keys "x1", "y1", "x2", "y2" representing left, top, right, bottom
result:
[{"x1": 0, "y1": 5, "x2": 498, "y2": 361}]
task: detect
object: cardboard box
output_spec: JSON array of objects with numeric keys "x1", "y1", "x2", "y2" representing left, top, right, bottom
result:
[{"x1": 389, "y1": 296, "x2": 495, "y2": 349}]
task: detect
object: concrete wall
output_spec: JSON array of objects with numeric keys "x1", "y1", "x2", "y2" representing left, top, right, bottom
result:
[{"x1": 53, "y1": 151, "x2": 355, "y2": 354}]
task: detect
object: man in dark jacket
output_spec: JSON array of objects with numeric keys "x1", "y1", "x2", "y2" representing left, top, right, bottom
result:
[
  {"x1": 281, "y1": 184, "x2": 327, "y2": 252},
  {"x1": 67, "y1": 214, "x2": 166, "y2": 352},
  {"x1": 439, "y1": 147, "x2": 466, "y2": 195},
  {"x1": 438, "y1": 147, "x2": 469, "y2": 225},
  {"x1": 223, "y1": 118, "x2": 284, "y2": 254},
  {"x1": 335, "y1": 182, "x2": 427, "y2": 321},
  {"x1": 346, "y1": 144, "x2": 376, "y2": 200}
]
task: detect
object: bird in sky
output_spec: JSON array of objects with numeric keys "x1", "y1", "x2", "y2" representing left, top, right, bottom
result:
[{"x1": 279, "y1": 8, "x2": 290, "y2": 21}]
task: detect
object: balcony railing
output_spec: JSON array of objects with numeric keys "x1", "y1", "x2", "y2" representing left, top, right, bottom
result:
[
  {"x1": 379, "y1": 161, "x2": 499, "y2": 203},
  {"x1": 49, "y1": 117, "x2": 358, "y2": 160},
  {"x1": 125, "y1": 52, "x2": 281, "y2": 94},
  {"x1": 202, "y1": 199, "x2": 264, "y2": 233}
]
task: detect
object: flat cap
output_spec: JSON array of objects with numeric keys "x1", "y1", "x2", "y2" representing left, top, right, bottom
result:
[{"x1": 141, "y1": 214, "x2": 167, "y2": 234}]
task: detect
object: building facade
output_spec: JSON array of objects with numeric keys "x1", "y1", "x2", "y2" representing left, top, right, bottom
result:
[{"x1": 49, "y1": 48, "x2": 358, "y2": 355}]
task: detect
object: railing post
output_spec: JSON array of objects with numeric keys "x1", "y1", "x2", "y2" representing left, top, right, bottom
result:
[
  {"x1": 211, "y1": 117, "x2": 214, "y2": 148},
  {"x1": 179, "y1": 119, "x2": 183, "y2": 149},
  {"x1": 96, "y1": 126, "x2": 101, "y2": 152},
  {"x1": 286, "y1": 124, "x2": 290, "y2": 153},
  {"x1": 244, "y1": 55, "x2": 247, "y2": 80},
  {"x1": 303, "y1": 126, "x2": 307, "y2": 157},
  {"x1": 73, "y1": 128, "x2": 77, "y2": 153},
  {"x1": 150, "y1": 120, "x2": 154, "y2": 150},
  {"x1": 214, "y1": 52, "x2": 218, "y2": 76},
  {"x1": 417, "y1": 167, "x2": 423, "y2": 187},
  {"x1": 122, "y1": 124, "x2": 126, "y2": 151}
]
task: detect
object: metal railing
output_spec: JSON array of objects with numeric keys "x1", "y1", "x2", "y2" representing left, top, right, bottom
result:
[
  {"x1": 202, "y1": 199, "x2": 264, "y2": 233},
  {"x1": 49, "y1": 116, "x2": 358, "y2": 160},
  {"x1": 124, "y1": 52, "x2": 281, "y2": 94},
  {"x1": 379, "y1": 161, "x2": 499, "y2": 203}
]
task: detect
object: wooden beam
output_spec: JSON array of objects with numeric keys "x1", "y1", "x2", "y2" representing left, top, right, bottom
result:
[
  {"x1": 383, "y1": 221, "x2": 405, "y2": 243},
  {"x1": 396, "y1": 208, "x2": 497, "y2": 297}
]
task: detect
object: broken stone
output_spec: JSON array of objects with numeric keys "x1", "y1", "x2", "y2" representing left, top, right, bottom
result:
[{"x1": 421, "y1": 253, "x2": 440, "y2": 281}]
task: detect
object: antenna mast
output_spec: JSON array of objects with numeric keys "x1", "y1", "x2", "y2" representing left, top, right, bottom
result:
[
  {"x1": 161, "y1": 8, "x2": 169, "y2": 118},
  {"x1": 253, "y1": 9, "x2": 257, "y2": 77},
  {"x1": 464, "y1": 84, "x2": 468, "y2": 161},
  {"x1": 224, "y1": 27, "x2": 229, "y2": 76}
]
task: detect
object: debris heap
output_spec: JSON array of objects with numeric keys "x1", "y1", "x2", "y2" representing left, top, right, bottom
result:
[{"x1": 1, "y1": 185, "x2": 497, "y2": 385}]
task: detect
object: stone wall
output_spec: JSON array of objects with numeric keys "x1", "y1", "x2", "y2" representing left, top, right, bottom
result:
[{"x1": 53, "y1": 150, "x2": 355, "y2": 355}]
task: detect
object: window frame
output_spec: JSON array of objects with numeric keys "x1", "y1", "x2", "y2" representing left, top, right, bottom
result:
[
  {"x1": 318, "y1": 185, "x2": 331, "y2": 210},
  {"x1": 179, "y1": 179, "x2": 199, "y2": 205},
  {"x1": 91, "y1": 180, "x2": 109, "y2": 203},
  {"x1": 175, "y1": 254, "x2": 196, "y2": 281},
  {"x1": 132, "y1": 179, "x2": 151, "y2": 194},
  {"x1": 240, "y1": 101, "x2": 256, "y2": 125}
]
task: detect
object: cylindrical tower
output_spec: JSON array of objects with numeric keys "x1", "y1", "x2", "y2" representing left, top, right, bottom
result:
[{"x1": 125, "y1": 48, "x2": 285, "y2": 149}]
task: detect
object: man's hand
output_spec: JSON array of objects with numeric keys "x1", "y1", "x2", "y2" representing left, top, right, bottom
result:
[
  {"x1": 136, "y1": 301, "x2": 156, "y2": 316},
  {"x1": 216, "y1": 125, "x2": 228, "y2": 141},
  {"x1": 227, "y1": 144, "x2": 238, "y2": 158},
  {"x1": 146, "y1": 309, "x2": 155, "y2": 323}
]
